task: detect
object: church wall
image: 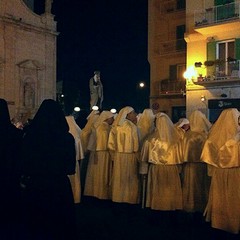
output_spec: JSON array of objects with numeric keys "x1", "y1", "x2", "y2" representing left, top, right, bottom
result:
[{"x1": 0, "y1": 0, "x2": 57, "y2": 122}]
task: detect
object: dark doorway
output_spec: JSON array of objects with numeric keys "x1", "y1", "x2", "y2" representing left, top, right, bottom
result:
[{"x1": 172, "y1": 106, "x2": 186, "y2": 123}]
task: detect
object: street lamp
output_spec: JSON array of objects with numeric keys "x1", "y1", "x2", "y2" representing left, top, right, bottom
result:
[
  {"x1": 136, "y1": 81, "x2": 149, "y2": 113},
  {"x1": 183, "y1": 66, "x2": 198, "y2": 84},
  {"x1": 139, "y1": 82, "x2": 145, "y2": 88},
  {"x1": 110, "y1": 108, "x2": 117, "y2": 114},
  {"x1": 92, "y1": 105, "x2": 99, "y2": 111},
  {"x1": 74, "y1": 106, "x2": 81, "y2": 112}
]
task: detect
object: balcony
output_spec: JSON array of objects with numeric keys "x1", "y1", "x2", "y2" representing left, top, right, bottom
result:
[
  {"x1": 157, "y1": 39, "x2": 186, "y2": 55},
  {"x1": 161, "y1": 0, "x2": 186, "y2": 14},
  {"x1": 194, "y1": 60, "x2": 240, "y2": 86},
  {"x1": 159, "y1": 79, "x2": 186, "y2": 96},
  {"x1": 194, "y1": 2, "x2": 240, "y2": 34}
]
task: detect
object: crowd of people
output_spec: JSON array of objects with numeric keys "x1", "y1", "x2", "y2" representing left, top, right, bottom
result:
[
  {"x1": 1, "y1": 97, "x2": 240, "y2": 239},
  {"x1": 1, "y1": 99, "x2": 77, "y2": 240}
]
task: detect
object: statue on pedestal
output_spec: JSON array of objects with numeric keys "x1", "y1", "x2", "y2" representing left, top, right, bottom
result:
[{"x1": 89, "y1": 71, "x2": 103, "y2": 110}]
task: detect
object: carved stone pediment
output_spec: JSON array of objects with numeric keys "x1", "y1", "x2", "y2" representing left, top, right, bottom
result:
[{"x1": 17, "y1": 59, "x2": 44, "y2": 70}]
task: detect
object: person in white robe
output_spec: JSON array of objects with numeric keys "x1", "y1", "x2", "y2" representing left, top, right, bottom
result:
[
  {"x1": 66, "y1": 115, "x2": 84, "y2": 203},
  {"x1": 84, "y1": 111, "x2": 114, "y2": 199},
  {"x1": 137, "y1": 108, "x2": 155, "y2": 208},
  {"x1": 80, "y1": 110, "x2": 100, "y2": 154},
  {"x1": 79, "y1": 110, "x2": 99, "y2": 191},
  {"x1": 137, "y1": 108, "x2": 155, "y2": 148},
  {"x1": 181, "y1": 110, "x2": 212, "y2": 213},
  {"x1": 140, "y1": 112, "x2": 183, "y2": 211},
  {"x1": 108, "y1": 106, "x2": 140, "y2": 204},
  {"x1": 174, "y1": 118, "x2": 190, "y2": 139},
  {"x1": 201, "y1": 108, "x2": 240, "y2": 234}
]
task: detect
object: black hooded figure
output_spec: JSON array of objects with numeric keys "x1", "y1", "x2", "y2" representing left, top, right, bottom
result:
[
  {"x1": 0, "y1": 99, "x2": 23, "y2": 230},
  {"x1": 19, "y1": 99, "x2": 77, "y2": 240}
]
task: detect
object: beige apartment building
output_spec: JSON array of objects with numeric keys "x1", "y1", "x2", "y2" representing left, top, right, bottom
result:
[
  {"x1": 148, "y1": 0, "x2": 187, "y2": 122},
  {"x1": 0, "y1": 0, "x2": 57, "y2": 122},
  {"x1": 149, "y1": 0, "x2": 240, "y2": 122}
]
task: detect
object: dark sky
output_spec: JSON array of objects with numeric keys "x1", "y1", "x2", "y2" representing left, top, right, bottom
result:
[{"x1": 40, "y1": 1, "x2": 150, "y2": 112}]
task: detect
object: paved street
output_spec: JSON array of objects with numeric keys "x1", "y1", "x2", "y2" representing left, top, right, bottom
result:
[
  {"x1": 75, "y1": 196, "x2": 239, "y2": 240},
  {"x1": 1, "y1": 195, "x2": 239, "y2": 240}
]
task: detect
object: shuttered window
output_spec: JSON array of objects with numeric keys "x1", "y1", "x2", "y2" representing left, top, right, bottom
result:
[
  {"x1": 207, "y1": 42, "x2": 216, "y2": 61},
  {"x1": 206, "y1": 42, "x2": 216, "y2": 76},
  {"x1": 235, "y1": 39, "x2": 240, "y2": 60}
]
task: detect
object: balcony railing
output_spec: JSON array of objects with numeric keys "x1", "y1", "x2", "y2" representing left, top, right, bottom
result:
[
  {"x1": 194, "y1": 2, "x2": 240, "y2": 27},
  {"x1": 159, "y1": 79, "x2": 186, "y2": 95},
  {"x1": 197, "y1": 60, "x2": 240, "y2": 81},
  {"x1": 158, "y1": 39, "x2": 186, "y2": 55},
  {"x1": 161, "y1": 0, "x2": 186, "y2": 14}
]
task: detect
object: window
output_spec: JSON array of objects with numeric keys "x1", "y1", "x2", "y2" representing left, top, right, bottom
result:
[
  {"x1": 172, "y1": 106, "x2": 186, "y2": 123},
  {"x1": 177, "y1": 0, "x2": 186, "y2": 10},
  {"x1": 169, "y1": 64, "x2": 186, "y2": 81},
  {"x1": 176, "y1": 25, "x2": 186, "y2": 51},
  {"x1": 207, "y1": 39, "x2": 240, "y2": 77},
  {"x1": 216, "y1": 40, "x2": 235, "y2": 75},
  {"x1": 169, "y1": 65, "x2": 177, "y2": 81},
  {"x1": 177, "y1": 64, "x2": 186, "y2": 81}
]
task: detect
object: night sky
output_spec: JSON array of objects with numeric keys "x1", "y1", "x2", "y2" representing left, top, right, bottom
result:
[{"x1": 36, "y1": 0, "x2": 150, "y2": 113}]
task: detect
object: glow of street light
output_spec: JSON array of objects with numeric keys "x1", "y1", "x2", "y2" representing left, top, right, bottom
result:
[
  {"x1": 110, "y1": 108, "x2": 117, "y2": 114},
  {"x1": 139, "y1": 82, "x2": 145, "y2": 88},
  {"x1": 183, "y1": 66, "x2": 197, "y2": 80},
  {"x1": 92, "y1": 105, "x2": 99, "y2": 111},
  {"x1": 74, "y1": 106, "x2": 81, "y2": 112}
]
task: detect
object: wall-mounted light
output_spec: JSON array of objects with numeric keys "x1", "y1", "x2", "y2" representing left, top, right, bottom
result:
[
  {"x1": 201, "y1": 95, "x2": 206, "y2": 102},
  {"x1": 183, "y1": 66, "x2": 198, "y2": 84},
  {"x1": 207, "y1": 36, "x2": 216, "y2": 42}
]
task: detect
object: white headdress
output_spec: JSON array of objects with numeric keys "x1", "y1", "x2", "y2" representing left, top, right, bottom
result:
[
  {"x1": 208, "y1": 108, "x2": 240, "y2": 149},
  {"x1": 112, "y1": 106, "x2": 134, "y2": 126},
  {"x1": 94, "y1": 111, "x2": 114, "y2": 128},
  {"x1": 176, "y1": 118, "x2": 190, "y2": 128},
  {"x1": 189, "y1": 110, "x2": 212, "y2": 134}
]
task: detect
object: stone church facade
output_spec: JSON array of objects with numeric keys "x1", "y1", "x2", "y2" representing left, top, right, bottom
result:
[{"x1": 0, "y1": 0, "x2": 57, "y2": 122}]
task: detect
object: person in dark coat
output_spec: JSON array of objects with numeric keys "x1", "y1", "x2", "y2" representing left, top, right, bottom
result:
[
  {"x1": 19, "y1": 99, "x2": 77, "y2": 240},
  {"x1": 0, "y1": 98, "x2": 23, "y2": 236}
]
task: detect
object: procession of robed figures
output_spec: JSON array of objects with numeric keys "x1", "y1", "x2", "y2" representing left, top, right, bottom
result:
[
  {"x1": 74, "y1": 105, "x2": 240, "y2": 235},
  {"x1": 1, "y1": 69, "x2": 240, "y2": 238}
]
